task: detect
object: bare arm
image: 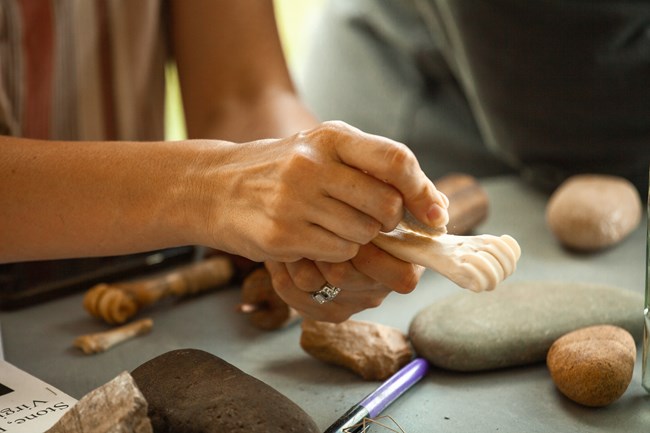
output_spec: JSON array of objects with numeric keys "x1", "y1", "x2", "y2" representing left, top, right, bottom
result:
[
  {"x1": 170, "y1": 0, "x2": 317, "y2": 141},
  {"x1": 0, "y1": 136, "x2": 208, "y2": 262},
  {"x1": 0, "y1": 123, "x2": 446, "y2": 265},
  {"x1": 168, "y1": 1, "x2": 450, "y2": 323}
]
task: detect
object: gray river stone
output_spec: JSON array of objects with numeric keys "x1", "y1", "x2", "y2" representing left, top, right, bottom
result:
[{"x1": 409, "y1": 281, "x2": 644, "y2": 372}]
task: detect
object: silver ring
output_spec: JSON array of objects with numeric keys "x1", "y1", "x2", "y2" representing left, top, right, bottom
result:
[{"x1": 311, "y1": 283, "x2": 341, "y2": 304}]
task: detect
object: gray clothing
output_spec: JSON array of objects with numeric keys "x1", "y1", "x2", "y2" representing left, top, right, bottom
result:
[{"x1": 298, "y1": 0, "x2": 650, "y2": 192}]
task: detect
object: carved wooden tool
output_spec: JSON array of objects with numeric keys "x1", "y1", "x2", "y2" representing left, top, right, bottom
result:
[
  {"x1": 237, "y1": 267, "x2": 300, "y2": 330},
  {"x1": 74, "y1": 318, "x2": 154, "y2": 354},
  {"x1": 83, "y1": 256, "x2": 234, "y2": 324},
  {"x1": 434, "y1": 173, "x2": 489, "y2": 235}
]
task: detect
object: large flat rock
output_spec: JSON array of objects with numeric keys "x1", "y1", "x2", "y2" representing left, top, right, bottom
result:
[{"x1": 409, "y1": 281, "x2": 644, "y2": 371}]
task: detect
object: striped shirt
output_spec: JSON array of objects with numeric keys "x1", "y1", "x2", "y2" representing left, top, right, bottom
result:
[{"x1": 0, "y1": 0, "x2": 167, "y2": 141}]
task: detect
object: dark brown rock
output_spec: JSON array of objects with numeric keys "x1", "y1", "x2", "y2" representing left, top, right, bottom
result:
[{"x1": 131, "y1": 349, "x2": 319, "y2": 433}]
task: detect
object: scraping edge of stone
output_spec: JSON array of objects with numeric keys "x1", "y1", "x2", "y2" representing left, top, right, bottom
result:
[
  {"x1": 373, "y1": 224, "x2": 521, "y2": 292},
  {"x1": 46, "y1": 371, "x2": 153, "y2": 433}
]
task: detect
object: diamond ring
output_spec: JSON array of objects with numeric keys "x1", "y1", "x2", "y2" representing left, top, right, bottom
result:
[{"x1": 311, "y1": 283, "x2": 341, "y2": 304}]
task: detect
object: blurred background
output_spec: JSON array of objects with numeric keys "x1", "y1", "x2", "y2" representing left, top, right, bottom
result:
[{"x1": 164, "y1": 0, "x2": 324, "y2": 141}]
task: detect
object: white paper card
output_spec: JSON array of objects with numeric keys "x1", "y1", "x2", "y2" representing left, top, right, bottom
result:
[{"x1": 0, "y1": 360, "x2": 77, "y2": 432}]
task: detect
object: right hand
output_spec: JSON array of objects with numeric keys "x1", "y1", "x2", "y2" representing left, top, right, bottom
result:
[{"x1": 191, "y1": 121, "x2": 448, "y2": 263}]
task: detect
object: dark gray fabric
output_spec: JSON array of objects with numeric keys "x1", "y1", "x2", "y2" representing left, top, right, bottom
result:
[
  {"x1": 299, "y1": 0, "x2": 650, "y2": 192},
  {"x1": 298, "y1": 0, "x2": 513, "y2": 180}
]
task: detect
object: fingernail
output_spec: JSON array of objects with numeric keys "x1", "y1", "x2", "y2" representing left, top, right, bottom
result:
[
  {"x1": 427, "y1": 203, "x2": 449, "y2": 226},
  {"x1": 438, "y1": 191, "x2": 449, "y2": 208}
]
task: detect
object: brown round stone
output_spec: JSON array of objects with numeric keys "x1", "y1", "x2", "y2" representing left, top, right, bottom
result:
[
  {"x1": 546, "y1": 325, "x2": 636, "y2": 407},
  {"x1": 545, "y1": 174, "x2": 642, "y2": 251}
]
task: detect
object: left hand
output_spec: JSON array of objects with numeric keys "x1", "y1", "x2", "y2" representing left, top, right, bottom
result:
[{"x1": 265, "y1": 243, "x2": 424, "y2": 323}]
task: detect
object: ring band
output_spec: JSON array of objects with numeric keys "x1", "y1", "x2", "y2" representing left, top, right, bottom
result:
[{"x1": 311, "y1": 283, "x2": 341, "y2": 304}]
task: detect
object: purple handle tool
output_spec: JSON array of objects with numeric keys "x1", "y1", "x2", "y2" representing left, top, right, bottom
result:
[{"x1": 324, "y1": 357, "x2": 429, "y2": 433}]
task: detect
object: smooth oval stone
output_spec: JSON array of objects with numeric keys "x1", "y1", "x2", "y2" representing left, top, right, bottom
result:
[
  {"x1": 409, "y1": 281, "x2": 643, "y2": 371},
  {"x1": 547, "y1": 325, "x2": 636, "y2": 407},
  {"x1": 132, "y1": 349, "x2": 319, "y2": 433},
  {"x1": 546, "y1": 174, "x2": 642, "y2": 251}
]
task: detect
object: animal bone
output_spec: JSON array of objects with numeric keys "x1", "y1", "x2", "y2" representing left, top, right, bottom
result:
[
  {"x1": 372, "y1": 226, "x2": 521, "y2": 293},
  {"x1": 372, "y1": 173, "x2": 519, "y2": 292},
  {"x1": 83, "y1": 256, "x2": 234, "y2": 324},
  {"x1": 74, "y1": 318, "x2": 153, "y2": 354}
]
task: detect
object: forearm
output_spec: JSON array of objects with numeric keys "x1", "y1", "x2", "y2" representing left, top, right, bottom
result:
[
  {"x1": 1, "y1": 122, "x2": 446, "y2": 268},
  {"x1": 0, "y1": 136, "x2": 222, "y2": 263},
  {"x1": 171, "y1": 0, "x2": 318, "y2": 142},
  {"x1": 193, "y1": 88, "x2": 319, "y2": 142}
]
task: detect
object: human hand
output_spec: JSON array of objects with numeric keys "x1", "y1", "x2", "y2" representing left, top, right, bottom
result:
[
  {"x1": 264, "y1": 243, "x2": 424, "y2": 323},
  {"x1": 193, "y1": 121, "x2": 448, "y2": 263}
]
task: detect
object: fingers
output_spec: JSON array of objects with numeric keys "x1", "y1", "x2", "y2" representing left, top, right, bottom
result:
[
  {"x1": 214, "y1": 122, "x2": 448, "y2": 264},
  {"x1": 253, "y1": 221, "x2": 361, "y2": 263},
  {"x1": 349, "y1": 243, "x2": 423, "y2": 294},
  {"x1": 306, "y1": 197, "x2": 383, "y2": 245},
  {"x1": 320, "y1": 121, "x2": 449, "y2": 227},
  {"x1": 318, "y1": 163, "x2": 404, "y2": 232},
  {"x1": 264, "y1": 259, "x2": 393, "y2": 323}
]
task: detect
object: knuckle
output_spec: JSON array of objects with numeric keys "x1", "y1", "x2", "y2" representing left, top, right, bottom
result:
[
  {"x1": 327, "y1": 242, "x2": 359, "y2": 263},
  {"x1": 383, "y1": 142, "x2": 414, "y2": 168},
  {"x1": 356, "y1": 218, "x2": 382, "y2": 243},
  {"x1": 281, "y1": 151, "x2": 317, "y2": 180},
  {"x1": 269, "y1": 271, "x2": 293, "y2": 292},
  {"x1": 404, "y1": 181, "x2": 437, "y2": 207},
  {"x1": 322, "y1": 263, "x2": 351, "y2": 287},
  {"x1": 320, "y1": 120, "x2": 350, "y2": 134},
  {"x1": 303, "y1": 121, "x2": 348, "y2": 145},
  {"x1": 341, "y1": 243, "x2": 361, "y2": 260},
  {"x1": 378, "y1": 193, "x2": 404, "y2": 229},
  {"x1": 291, "y1": 268, "x2": 316, "y2": 291},
  {"x1": 393, "y1": 269, "x2": 420, "y2": 294}
]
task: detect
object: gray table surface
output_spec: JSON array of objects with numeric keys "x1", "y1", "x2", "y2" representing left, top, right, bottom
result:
[{"x1": 1, "y1": 176, "x2": 648, "y2": 433}]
